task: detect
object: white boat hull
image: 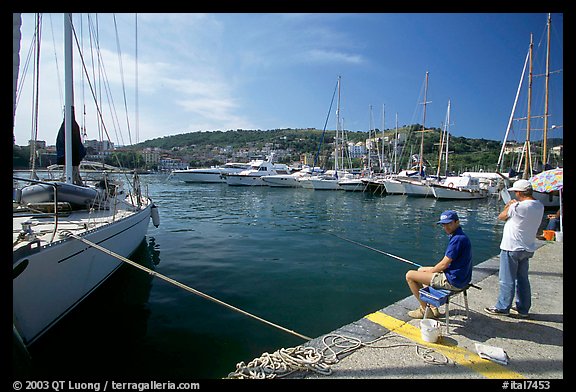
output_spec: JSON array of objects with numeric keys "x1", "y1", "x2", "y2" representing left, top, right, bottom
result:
[
  {"x1": 432, "y1": 185, "x2": 488, "y2": 200},
  {"x1": 172, "y1": 169, "x2": 225, "y2": 183},
  {"x1": 225, "y1": 174, "x2": 267, "y2": 186},
  {"x1": 309, "y1": 178, "x2": 341, "y2": 190},
  {"x1": 382, "y1": 179, "x2": 405, "y2": 195},
  {"x1": 297, "y1": 177, "x2": 314, "y2": 189},
  {"x1": 13, "y1": 200, "x2": 152, "y2": 345},
  {"x1": 338, "y1": 179, "x2": 365, "y2": 192},
  {"x1": 261, "y1": 175, "x2": 302, "y2": 188},
  {"x1": 402, "y1": 181, "x2": 434, "y2": 197}
]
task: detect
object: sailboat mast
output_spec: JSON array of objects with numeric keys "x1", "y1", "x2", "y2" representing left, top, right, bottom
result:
[
  {"x1": 13, "y1": 14, "x2": 22, "y2": 133},
  {"x1": 335, "y1": 75, "x2": 341, "y2": 172},
  {"x1": 64, "y1": 13, "x2": 74, "y2": 184},
  {"x1": 394, "y1": 113, "x2": 398, "y2": 173},
  {"x1": 445, "y1": 100, "x2": 451, "y2": 176},
  {"x1": 419, "y1": 71, "x2": 429, "y2": 176},
  {"x1": 523, "y1": 34, "x2": 534, "y2": 179},
  {"x1": 381, "y1": 104, "x2": 385, "y2": 171},
  {"x1": 436, "y1": 99, "x2": 450, "y2": 178},
  {"x1": 367, "y1": 105, "x2": 372, "y2": 173},
  {"x1": 542, "y1": 13, "x2": 551, "y2": 166},
  {"x1": 497, "y1": 51, "x2": 529, "y2": 172}
]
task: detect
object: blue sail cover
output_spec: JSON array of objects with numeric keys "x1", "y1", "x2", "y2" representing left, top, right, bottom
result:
[{"x1": 56, "y1": 106, "x2": 86, "y2": 166}]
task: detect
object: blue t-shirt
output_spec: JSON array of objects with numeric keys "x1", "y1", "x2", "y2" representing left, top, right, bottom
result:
[{"x1": 443, "y1": 226, "x2": 472, "y2": 289}]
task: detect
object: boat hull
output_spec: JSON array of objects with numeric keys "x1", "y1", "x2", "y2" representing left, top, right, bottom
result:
[
  {"x1": 171, "y1": 169, "x2": 225, "y2": 183},
  {"x1": 338, "y1": 179, "x2": 365, "y2": 192},
  {"x1": 402, "y1": 181, "x2": 434, "y2": 197},
  {"x1": 13, "y1": 202, "x2": 152, "y2": 346},
  {"x1": 382, "y1": 179, "x2": 405, "y2": 195},
  {"x1": 225, "y1": 174, "x2": 267, "y2": 186},
  {"x1": 432, "y1": 185, "x2": 488, "y2": 200},
  {"x1": 309, "y1": 178, "x2": 341, "y2": 190},
  {"x1": 261, "y1": 175, "x2": 301, "y2": 188},
  {"x1": 297, "y1": 177, "x2": 314, "y2": 189}
]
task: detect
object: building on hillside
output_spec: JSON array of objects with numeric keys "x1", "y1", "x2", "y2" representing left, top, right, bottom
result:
[
  {"x1": 84, "y1": 139, "x2": 114, "y2": 152},
  {"x1": 142, "y1": 147, "x2": 161, "y2": 168},
  {"x1": 159, "y1": 156, "x2": 187, "y2": 172},
  {"x1": 348, "y1": 141, "x2": 366, "y2": 158}
]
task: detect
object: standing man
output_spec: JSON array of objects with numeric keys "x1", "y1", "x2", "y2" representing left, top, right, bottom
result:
[
  {"x1": 405, "y1": 210, "x2": 472, "y2": 319},
  {"x1": 485, "y1": 179, "x2": 544, "y2": 318}
]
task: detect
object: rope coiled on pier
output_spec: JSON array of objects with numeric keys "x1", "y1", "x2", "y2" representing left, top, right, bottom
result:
[
  {"x1": 227, "y1": 345, "x2": 333, "y2": 379},
  {"x1": 226, "y1": 332, "x2": 452, "y2": 379}
]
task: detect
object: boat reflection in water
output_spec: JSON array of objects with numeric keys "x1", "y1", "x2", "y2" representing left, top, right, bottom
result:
[{"x1": 20, "y1": 238, "x2": 159, "y2": 377}]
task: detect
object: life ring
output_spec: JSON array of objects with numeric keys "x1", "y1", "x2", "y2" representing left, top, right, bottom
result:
[{"x1": 447, "y1": 182, "x2": 454, "y2": 188}]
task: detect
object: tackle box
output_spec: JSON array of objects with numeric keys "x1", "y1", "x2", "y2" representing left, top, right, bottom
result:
[{"x1": 419, "y1": 286, "x2": 452, "y2": 307}]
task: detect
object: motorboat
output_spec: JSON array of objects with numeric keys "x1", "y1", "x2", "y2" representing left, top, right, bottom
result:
[
  {"x1": 431, "y1": 176, "x2": 489, "y2": 200},
  {"x1": 309, "y1": 170, "x2": 352, "y2": 190},
  {"x1": 223, "y1": 155, "x2": 291, "y2": 186},
  {"x1": 171, "y1": 162, "x2": 250, "y2": 183},
  {"x1": 261, "y1": 167, "x2": 317, "y2": 188}
]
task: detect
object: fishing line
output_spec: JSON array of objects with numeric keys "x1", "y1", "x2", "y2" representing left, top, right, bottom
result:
[
  {"x1": 329, "y1": 233, "x2": 483, "y2": 291},
  {"x1": 66, "y1": 232, "x2": 312, "y2": 341},
  {"x1": 328, "y1": 232, "x2": 422, "y2": 268}
]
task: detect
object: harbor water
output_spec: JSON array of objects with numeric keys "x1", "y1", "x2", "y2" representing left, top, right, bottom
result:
[{"x1": 24, "y1": 174, "x2": 508, "y2": 379}]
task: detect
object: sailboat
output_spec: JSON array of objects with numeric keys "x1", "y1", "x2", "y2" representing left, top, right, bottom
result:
[
  {"x1": 310, "y1": 75, "x2": 352, "y2": 191},
  {"x1": 397, "y1": 71, "x2": 437, "y2": 197},
  {"x1": 498, "y1": 14, "x2": 562, "y2": 207},
  {"x1": 12, "y1": 13, "x2": 158, "y2": 347},
  {"x1": 430, "y1": 100, "x2": 488, "y2": 200}
]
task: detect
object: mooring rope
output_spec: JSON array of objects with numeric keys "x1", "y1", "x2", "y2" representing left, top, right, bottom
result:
[
  {"x1": 226, "y1": 332, "x2": 453, "y2": 379},
  {"x1": 65, "y1": 232, "x2": 311, "y2": 341},
  {"x1": 66, "y1": 232, "x2": 452, "y2": 379},
  {"x1": 227, "y1": 346, "x2": 333, "y2": 379}
]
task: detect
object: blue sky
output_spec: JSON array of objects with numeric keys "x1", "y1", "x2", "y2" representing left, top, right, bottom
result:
[{"x1": 13, "y1": 13, "x2": 563, "y2": 147}]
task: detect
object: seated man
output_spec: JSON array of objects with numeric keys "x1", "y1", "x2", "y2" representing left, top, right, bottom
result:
[
  {"x1": 405, "y1": 210, "x2": 473, "y2": 319},
  {"x1": 545, "y1": 209, "x2": 561, "y2": 231}
]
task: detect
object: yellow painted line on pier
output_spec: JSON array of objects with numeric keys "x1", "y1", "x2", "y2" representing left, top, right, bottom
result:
[{"x1": 365, "y1": 311, "x2": 524, "y2": 379}]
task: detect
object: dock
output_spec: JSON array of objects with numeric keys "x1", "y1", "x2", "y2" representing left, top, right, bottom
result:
[{"x1": 286, "y1": 239, "x2": 563, "y2": 380}]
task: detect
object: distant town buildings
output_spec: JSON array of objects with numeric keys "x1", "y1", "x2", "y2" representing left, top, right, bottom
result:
[{"x1": 18, "y1": 133, "x2": 561, "y2": 172}]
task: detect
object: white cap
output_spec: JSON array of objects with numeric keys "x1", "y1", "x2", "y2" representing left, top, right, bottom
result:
[{"x1": 508, "y1": 179, "x2": 532, "y2": 192}]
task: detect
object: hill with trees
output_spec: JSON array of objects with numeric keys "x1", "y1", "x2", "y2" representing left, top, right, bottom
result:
[{"x1": 13, "y1": 125, "x2": 562, "y2": 173}]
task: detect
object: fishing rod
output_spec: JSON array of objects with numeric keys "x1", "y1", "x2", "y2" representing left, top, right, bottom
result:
[
  {"x1": 330, "y1": 233, "x2": 483, "y2": 291},
  {"x1": 328, "y1": 233, "x2": 422, "y2": 268}
]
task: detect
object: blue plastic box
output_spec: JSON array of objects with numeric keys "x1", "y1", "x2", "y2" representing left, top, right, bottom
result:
[{"x1": 419, "y1": 286, "x2": 451, "y2": 307}]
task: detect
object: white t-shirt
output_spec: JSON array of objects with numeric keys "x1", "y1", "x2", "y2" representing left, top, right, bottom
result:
[{"x1": 500, "y1": 199, "x2": 545, "y2": 252}]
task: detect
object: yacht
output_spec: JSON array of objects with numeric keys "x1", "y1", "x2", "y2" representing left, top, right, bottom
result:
[
  {"x1": 431, "y1": 176, "x2": 488, "y2": 200},
  {"x1": 223, "y1": 155, "x2": 291, "y2": 186},
  {"x1": 261, "y1": 167, "x2": 316, "y2": 188},
  {"x1": 171, "y1": 162, "x2": 250, "y2": 183}
]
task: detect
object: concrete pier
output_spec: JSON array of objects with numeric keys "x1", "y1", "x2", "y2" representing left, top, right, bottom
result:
[{"x1": 292, "y1": 239, "x2": 563, "y2": 380}]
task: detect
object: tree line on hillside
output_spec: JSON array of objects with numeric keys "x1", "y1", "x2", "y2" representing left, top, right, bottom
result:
[
  {"x1": 13, "y1": 126, "x2": 562, "y2": 172},
  {"x1": 133, "y1": 125, "x2": 512, "y2": 172}
]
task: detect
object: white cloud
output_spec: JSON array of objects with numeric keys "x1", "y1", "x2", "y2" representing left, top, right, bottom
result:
[{"x1": 304, "y1": 49, "x2": 365, "y2": 65}]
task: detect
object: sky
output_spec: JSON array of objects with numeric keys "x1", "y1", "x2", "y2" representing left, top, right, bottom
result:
[{"x1": 12, "y1": 12, "x2": 563, "y2": 147}]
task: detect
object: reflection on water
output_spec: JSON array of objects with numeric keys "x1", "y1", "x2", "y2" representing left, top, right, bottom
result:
[
  {"x1": 25, "y1": 238, "x2": 157, "y2": 377},
  {"x1": 24, "y1": 174, "x2": 507, "y2": 378}
]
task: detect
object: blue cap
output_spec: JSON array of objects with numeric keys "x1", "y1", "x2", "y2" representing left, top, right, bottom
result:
[{"x1": 437, "y1": 210, "x2": 459, "y2": 224}]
